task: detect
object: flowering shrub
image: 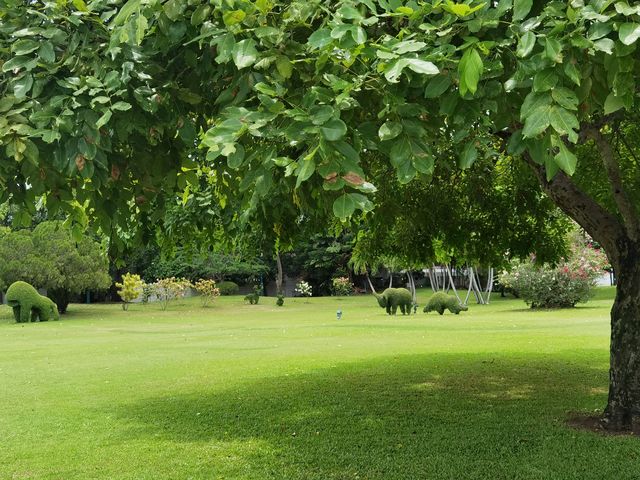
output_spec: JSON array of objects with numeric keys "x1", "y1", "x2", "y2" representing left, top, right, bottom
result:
[
  {"x1": 115, "y1": 273, "x2": 143, "y2": 311},
  {"x1": 499, "y1": 243, "x2": 608, "y2": 308},
  {"x1": 331, "y1": 277, "x2": 354, "y2": 296},
  {"x1": 294, "y1": 280, "x2": 313, "y2": 297},
  {"x1": 193, "y1": 279, "x2": 220, "y2": 307},
  {"x1": 153, "y1": 277, "x2": 192, "y2": 310}
]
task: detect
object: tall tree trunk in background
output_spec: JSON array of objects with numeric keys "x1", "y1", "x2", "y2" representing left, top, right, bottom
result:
[
  {"x1": 275, "y1": 252, "x2": 283, "y2": 295},
  {"x1": 526, "y1": 129, "x2": 640, "y2": 431},
  {"x1": 365, "y1": 271, "x2": 377, "y2": 294}
]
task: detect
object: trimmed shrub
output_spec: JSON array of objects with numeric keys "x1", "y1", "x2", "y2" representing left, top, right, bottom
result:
[
  {"x1": 115, "y1": 273, "x2": 144, "y2": 311},
  {"x1": 374, "y1": 288, "x2": 412, "y2": 315},
  {"x1": 5, "y1": 281, "x2": 59, "y2": 323},
  {"x1": 276, "y1": 294, "x2": 285, "y2": 306},
  {"x1": 217, "y1": 281, "x2": 239, "y2": 296},
  {"x1": 331, "y1": 277, "x2": 354, "y2": 296},
  {"x1": 423, "y1": 292, "x2": 468, "y2": 315},
  {"x1": 193, "y1": 279, "x2": 220, "y2": 307}
]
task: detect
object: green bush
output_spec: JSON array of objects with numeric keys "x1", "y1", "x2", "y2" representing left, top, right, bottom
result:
[
  {"x1": 5, "y1": 281, "x2": 59, "y2": 323},
  {"x1": 331, "y1": 277, "x2": 354, "y2": 296},
  {"x1": 217, "y1": 281, "x2": 239, "y2": 296},
  {"x1": 276, "y1": 294, "x2": 285, "y2": 306},
  {"x1": 499, "y1": 243, "x2": 608, "y2": 308}
]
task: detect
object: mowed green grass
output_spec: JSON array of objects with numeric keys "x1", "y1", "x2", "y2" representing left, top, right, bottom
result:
[{"x1": 1, "y1": 287, "x2": 638, "y2": 479}]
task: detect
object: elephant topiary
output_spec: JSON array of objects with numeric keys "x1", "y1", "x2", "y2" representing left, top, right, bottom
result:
[
  {"x1": 374, "y1": 288, "x2": 413, "y2": 315},
  {"x1": 423, "y1": 292, "x2": 468, "y2": 315},
  {"x1": 5, "y1": 281, "x2": 59, "y2": 323}
]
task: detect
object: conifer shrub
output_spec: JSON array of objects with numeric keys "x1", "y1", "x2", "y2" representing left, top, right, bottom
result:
[{"x1": 115, "y1": 273, "x2": 144, "y2": 311}]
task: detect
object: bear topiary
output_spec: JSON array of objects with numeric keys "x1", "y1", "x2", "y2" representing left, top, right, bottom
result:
[
  {"x1": 244, "y1": 292, "x2": 259, "y2": 305},
  {"x1": 5, "y1": 281, "x2": 59, "y2": 323},
  {"x1": 423, "y1": 292, "x2": 468, "y2": 315},
  {"x1": 374, "y1": 288, "x2": 413, "y2": 315}
]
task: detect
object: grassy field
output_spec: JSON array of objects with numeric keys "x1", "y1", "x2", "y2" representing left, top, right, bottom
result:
[{"x1": 1, "y1": 287, "x2": 638, "y2": 479}]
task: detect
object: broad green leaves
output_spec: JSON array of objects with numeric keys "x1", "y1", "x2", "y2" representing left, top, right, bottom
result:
[
  {"x1": 232, "y1": 40, "x2": 258, "y2": 69},
  {"x1": 513, "y1": 0, "x2": 532, "y2": 21},
  {"x1": 378, "y1": 122, "x2": 402, "y2": 141},
  {"x1": 385, "y1": 58, "x2": 439, "y2": 82},
  {"x1": 517, "y1": 32, "x2": 536, "y2": 57},
  {"x1": 458, "y1": 48, "x2": 483, "y2": 95},
  {"x1": 321, "y1": 119, "x2": 348, "y2": 141},
  {"x1": 619, "y1": 23, "x2": 640, "y2": 45}
]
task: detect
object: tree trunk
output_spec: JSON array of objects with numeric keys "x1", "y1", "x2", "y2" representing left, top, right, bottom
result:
[
  {"x1": 49, "y1": 288, "x2": 70, "y2": 314},
  {"x1": 275, "y1": 252, "x2": 283, "y2": 295},
  {"x1": 603, "y1": 244, "x2": 640, "y2": 433}
]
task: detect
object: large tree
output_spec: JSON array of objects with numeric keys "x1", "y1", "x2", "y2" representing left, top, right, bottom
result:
[{"x1": 2, "y1": 0, "x2": 640, "y2": 430}]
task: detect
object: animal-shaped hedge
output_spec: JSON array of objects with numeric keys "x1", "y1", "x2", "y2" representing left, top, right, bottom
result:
[
  {"x1": 5, "y1": 281, "x2": 59, "y2": 323},
  {"x1": 423, "y1": 292, "x2": 468, "y2": 315},
  {"x1": 244, "y1": 292, "x2": 259, "y2": 305},
  {"x1": 374, "y1": 288, "x2": 413, "y2": 315}
]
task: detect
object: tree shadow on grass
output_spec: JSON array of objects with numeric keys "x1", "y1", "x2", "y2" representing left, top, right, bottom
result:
[{"x1": 115, "y1": 353, "x2": 640, "y2": 480}]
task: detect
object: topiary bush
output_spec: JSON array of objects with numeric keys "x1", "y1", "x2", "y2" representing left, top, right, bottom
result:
[
  {"x1": 217, "y1": 281, "x2": 239, "y2": 296},
  {"x1": 276, "y1": 294, "x2": 285, "y2": 306},
  {"x1": 5, "y1": 281, "x2": 59, "y2": 323},
  {"x1": 423, "y1": 292, "x2": 468, "y2": 315},
  {"x1": 374, "y1": 288, "x2": 412, "y2": 315}
]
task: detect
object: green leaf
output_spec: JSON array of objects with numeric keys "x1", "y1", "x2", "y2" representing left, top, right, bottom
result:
[
  {"x1": 95, "y1": 110, "x2": 112, "y2": 129},
  {"x1": 549, "y1": 106, "x2": 579, "y2": 141},
  {"x1": 310, "y1": 106, "x2": 334, "y2": 125},
  {"x1": 296, "y1": 157, "x2": 316, "y2": 187},
  {"x1": 604, "y1": 93, "x2": 625, "y2": 114},
  {"x1": 593, "y1": 38, "x2": 614, "y2": 54},
  {"x1": 308, "y1": 29, "x2": 332, "y2": 49},
  {"x1": 163, "y1": 0, "x2": 186, "y2": 21},
  {"x1": 333, "y1": 194, "x2": 356, "y2": 220},
  {"x1": 111, "y1": 101, "x2": 132, "y2": 111},
  {"x1": 458, "y1": 48, "x2": 483, "y2": 96},
  {"x1": 13, "y1": 73, "x2": 33, "y2": 99},
  {"x1": 554, "y1": 142, "x2": 577, "y2": 175},
  {"x1": 276, "y1": 56, "x2": 293, "y2": 79},
  {"x1": 321, "y1": 119, "x2": 348, "y2": 141},
  {"x1": 513, "y1": 0, "x2": 532, "y2": 21},
  {"x1": 459, "y1": 141, "x2": 477, "y2": 169},
  {"x1": 443, "y1": 1, "x2": 486, "y2": 17},
  {"x1": 190, "y1": 5, "x2": 211, "y2": 25},
  {"x1": 112, "y1": 0, "x2": 141, "y2": 26},
  {"x1": 619, "y1": 23, "x2": 640, "y2": 46},
  {"x1": 12, "y1": 39, "x2": 40, "y2": 55},
  {"x1": 223, "y1": 9, "x2": 246, "y2": 26},
  {"x1": 390, "y1": 137, "x2": 411, "y2": 168},
  {"x1": 379, "y1": 121, "x2": 403, "y2": 141},
  {"x1": 545, "y1": 38, "x2": 563, "y2": 63},
  {"x1": 227, "y1": 144, "x2": 245, "y2": 169},
  {"x1": 522, "y1": 104, "x2": 553, "y2": 138},
  {"x1": 37, "y1": 42, "x2": 55, "y2": 63},
  {"x1": 551, "y1": 87, "x2": 579, "y2": 110},
  {"x1": 533, "y1": 70, "x2": 558, "y2": 92},
  {"x1": 564, "y1": 61, "x2": 581, "y2": 86},
  {"x1": 405, "y1": 58, "x2": 439, "y2": 75},
  {"x1": 424, "y1": 75, "x2": 451, "y2": 98},
  {"x1": 516, "y1": 31, "x2": 536, "y2": 57},
  {"x1": 232, "y1": 39, "x2": 258, "y2": 69},
  {"x1": 2, "y1": 56, "x2": 34, "y2": 72}
]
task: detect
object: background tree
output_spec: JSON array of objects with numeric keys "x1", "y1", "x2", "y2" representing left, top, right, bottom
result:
[
  {"x1": 0, "y1": 222, "x2": 111, "y2": 313},
  {"x1": 3, "y1": 1, "x2": 640, "y2": 431}
]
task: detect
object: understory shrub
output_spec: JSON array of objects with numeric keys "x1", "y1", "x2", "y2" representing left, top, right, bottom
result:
[
  {"x1": 331, "y1": 277, "x2": 354, "y2": 296},
  {"x1": 115, "y1": 273, "x2": 144, "y2": 310},
  {"x1": 295, "y1": 280, "x2": 312, "y2": 297},
  {"x1": 193, "y1": 279, "x2": 220, "y2": 307},
  {"x1": 499, "y1": 243, "x2": 607, "y2": 308},
  {"x1": 217, "y1": 281, "x2": 239, "y2": 296},
  {"x1": 153, "y1": 277, "x2": 191, "y2": 310}
]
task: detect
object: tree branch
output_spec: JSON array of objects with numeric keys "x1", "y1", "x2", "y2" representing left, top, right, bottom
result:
[
  {"x1": 523, "y1": 153, "x2": 626, "y2": 269},
  {"x1": 584, "y1": 126, "x2": 640, "y2": 242}
]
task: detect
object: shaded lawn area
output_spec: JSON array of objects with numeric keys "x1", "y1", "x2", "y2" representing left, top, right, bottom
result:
[{"x1": 0, "y1": 287, "x2": 638, "y2": 479}]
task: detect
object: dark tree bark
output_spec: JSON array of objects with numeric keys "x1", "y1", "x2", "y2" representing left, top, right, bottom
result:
[
  {"x1": 275, "y1": 252, "x2": 283, "y2": 295},
  {"x1": 524, "y1": 132, "x2": 640, "y2": 432}
]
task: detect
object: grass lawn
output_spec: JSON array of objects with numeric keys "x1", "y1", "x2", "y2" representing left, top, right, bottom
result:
[{"x1": 1, "y1": 287, "x2": 638, "y2": 479}]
